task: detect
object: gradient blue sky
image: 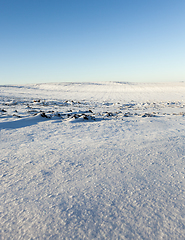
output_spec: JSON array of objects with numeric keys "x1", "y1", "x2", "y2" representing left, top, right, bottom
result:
[{"x1": 0, "y1": 0, "x2": 185, "y2": 84}]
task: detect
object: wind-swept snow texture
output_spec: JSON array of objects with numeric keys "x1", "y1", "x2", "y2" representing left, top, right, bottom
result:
[{"x1": 1, "y1": 82, "x2": 185, "y2": 239}]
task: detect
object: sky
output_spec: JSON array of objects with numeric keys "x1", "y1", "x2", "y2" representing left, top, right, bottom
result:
[{"x1": 0, "y1": 0, "x2": 185, "y2": 84}]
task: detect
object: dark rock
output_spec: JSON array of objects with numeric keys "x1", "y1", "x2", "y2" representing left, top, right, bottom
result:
[{"x1": 41, "y1": 112, "x2": 50, "y2": 118}]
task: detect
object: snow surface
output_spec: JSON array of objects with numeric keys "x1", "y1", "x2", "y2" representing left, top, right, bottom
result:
[{"x1": 0, "y1": 82, "x2": 185, "y2": 239}]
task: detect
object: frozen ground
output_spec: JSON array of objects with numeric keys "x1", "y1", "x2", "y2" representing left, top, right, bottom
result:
[{"x1": 0, "y1": 82, "x2": 185, "y2": 239}]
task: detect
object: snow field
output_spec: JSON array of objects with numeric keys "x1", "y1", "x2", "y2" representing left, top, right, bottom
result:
[{"x1": 1, "y1": 82, "x2": 185, "y2": 239}]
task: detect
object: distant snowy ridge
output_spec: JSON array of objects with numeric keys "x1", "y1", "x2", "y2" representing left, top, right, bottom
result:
[{"x1": 1, "y1": 82, "x2": 185, "y2": 126}]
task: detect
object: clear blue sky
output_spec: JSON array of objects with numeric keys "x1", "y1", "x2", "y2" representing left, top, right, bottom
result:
[{"x1": 0, "y1": 0, "x2": 185, "y2": 84}]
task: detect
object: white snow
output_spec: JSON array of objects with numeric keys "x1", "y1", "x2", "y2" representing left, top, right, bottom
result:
[{"x1": 0, "y1": 82, "x2": 185, "y2": 239}]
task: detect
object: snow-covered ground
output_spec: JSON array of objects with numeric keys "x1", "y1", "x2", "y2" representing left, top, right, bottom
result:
[{"x1": 0, "y1": 82, "x2": 185, "y2": 239}]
